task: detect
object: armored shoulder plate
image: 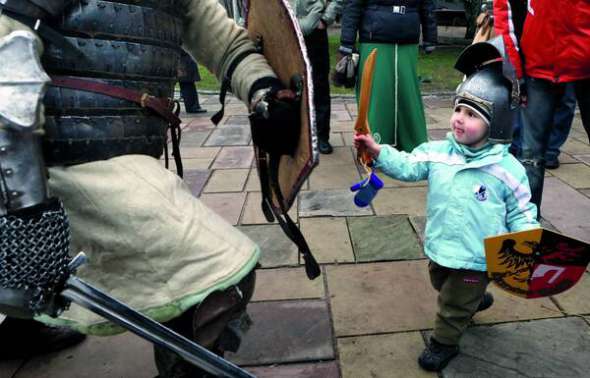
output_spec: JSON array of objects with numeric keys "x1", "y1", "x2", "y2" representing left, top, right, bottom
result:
[{"x1": 0, "y1": 31, "x2": 50, "y2": 130}]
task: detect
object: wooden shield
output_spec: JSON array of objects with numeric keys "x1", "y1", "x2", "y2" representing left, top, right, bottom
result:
[
  {"x1": 485, "y1": 228, "x2": 590, "y2": 298},
  {"x1": 245, "y1": 0, "x2": 318, "y2": 211}
]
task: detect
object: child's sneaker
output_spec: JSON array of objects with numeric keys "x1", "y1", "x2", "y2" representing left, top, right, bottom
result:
[
  {"x1": 476, "y1": 292, "x2": 494, "y2": 312},
  {"x1": 418, "y1": 337, "x2": 459, "y2": 371}
]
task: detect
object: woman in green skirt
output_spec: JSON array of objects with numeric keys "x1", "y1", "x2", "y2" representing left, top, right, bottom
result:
[{"x1": 339, "y1": 0, "x2": 437, "y2": 152}]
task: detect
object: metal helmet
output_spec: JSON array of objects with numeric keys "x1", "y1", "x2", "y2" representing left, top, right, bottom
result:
[{"x1": 454, "y1": 37, "x2": 519, "y2": 144}]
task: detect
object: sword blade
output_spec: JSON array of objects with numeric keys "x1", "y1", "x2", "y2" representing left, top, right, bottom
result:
[{"x1": 61, "y1": 276, "x2": 255, "y2": 378}]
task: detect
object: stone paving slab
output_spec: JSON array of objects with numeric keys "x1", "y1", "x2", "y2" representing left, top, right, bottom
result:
[
  {"x1": 473, "y1": 284, "x2": 563, "y2": 325},
  {"x1": 182, "y1": 119, "x2": 215, "y2": 132},
  {"x1": 345, "y1": 102, "x2": 357, "y2": 113},
  {"x1": 246, "y1": 361, "x2": 339, "y2": 377},
  {"x1": 226, "y1": 300, "x2": 334, "y2": 366},
  {"x1": 331, "y1": 121, "x2": 355, "y2": 132},
  {"x1": 178, "y1": 146, "x2": 219, "y2": 159},
  {"x1": 199, "y1": 192, "x2": 246, "y2": 225},
  {"x1": 332, "y1": 110, "x2": 352, "y2": 122},
  {"x1": 551, "y1": 273, "x2": 590, "y2": 315},
  {"x1": 14, "y1": 334, "x2": 156, "y2": 378},
  {"x1": 211, "y1": 146, "x2": 254, "y2": 169},
  {"x1": 180, "y1": 130, "x2": 210, "y2": 147},
  {"x1": 342, "y1": 132, "x2": 354, "y2": 146},
  {"x1": 329, "y1": 132, "x2": 345, "y2": 147},
  {"x1": 183, "y1": 169, "x2": 211, "y2": 197},
  {"x1": 327, "y1": 261, "x2": 438, "y2": 336},
  {"x1": 244, "y1": 168, "x2": 261, "y2": 192},
  {"x1": 562, "y1": 138, "x2": 590, "y2": 155},
  {"x1": 372, "y1": 187, "x2": 428, "y2": 216},
  {"x1": 409, "y1": 216, "x2": 427, "y2": 245},
  {"x1": 203, "y1": 169, "x2": 248, "y2": 193},
  {"x1": 300, "y1": 217, "x2": 354, "y2": 264},
  {"x1": 348, "y1": 215, "x2": 424, "y2": 262},
  {"x1": 557, "y1": 152, "x2": 579, "y2": 164},
  {"x1": 573, "y1": 154, "x2": 590, "y2": 165},
  {"x1": 309, "y1": 162, "x2": 361, "y2": 190},
  {"x1": 438, "y1": 317, "x2": 590, "y2": 377},
  {"x1": 252, "y1": 267, "x2": 324, "y2": 301},
  {"x1": 541, "y1": 177, "x2": 590, "y2": 242},
  {"x1": 0, "y1": 359, "x2": 22, "y2": 378},
  {"x1": 316, "y1": 146, "x2": 354, "y2": 165},
  {"x1": 238, "y1": 225, "x2": 298, "y2": 267},
  {"x1": 299, "y1": 190, "x2": 374, "y2": 217},
  {"x1": 204, "y1": 126, "x2": 251, "y2": 146},
  {"x1": 549, "y1": 163, "x2": 590, "y2": 189},
  {"x1": 240, "y1": 192, "x2": 298, "y2": 224},
  {"x1": 338, "y1": 332, "x2": 434, "y2": 378},
  {"x1": 581, "y1": 189, "x2": 590, "y2": 198},
  {"x1": 223, "y1": 115, "x2": 250, "y2": 126}
]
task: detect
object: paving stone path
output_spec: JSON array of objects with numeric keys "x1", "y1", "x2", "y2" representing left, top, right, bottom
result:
[{"x1": 3, "y1": 95, "x2": 589, "y2": 378}]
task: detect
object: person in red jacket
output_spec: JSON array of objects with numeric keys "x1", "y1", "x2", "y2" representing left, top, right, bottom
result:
[{"x1": 494, "y1": 0, "x2": 590, "y2": 213}]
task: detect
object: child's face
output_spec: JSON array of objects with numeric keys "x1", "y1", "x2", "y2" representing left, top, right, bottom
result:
[{"x1": 450, "y1": 106, "x2": 488, "y2": 148}]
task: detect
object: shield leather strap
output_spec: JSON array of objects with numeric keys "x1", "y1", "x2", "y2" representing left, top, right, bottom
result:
[
  {"x1": 51, "y1": 76, "x2": 184, "y2": 177},
  {"x1": 257, "y1": 149, "x2": 320, "y2": 279}
]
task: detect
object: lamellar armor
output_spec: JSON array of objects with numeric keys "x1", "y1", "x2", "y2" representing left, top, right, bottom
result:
[{"x1": 0, "y1": 0, "x2": 184, "y2": 318}]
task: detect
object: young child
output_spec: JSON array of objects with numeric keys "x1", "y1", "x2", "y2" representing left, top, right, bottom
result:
[{"x1": 354, "y1": 40, "x2": 540, "y2": 372}]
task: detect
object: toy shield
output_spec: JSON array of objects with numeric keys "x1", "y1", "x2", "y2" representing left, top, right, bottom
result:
[
  {"x1": 485, "y1": 228, "x2": 590, "y2": 298},
  {"x1": 245, "y1": 0, "x2": 318, "y2": 211}
]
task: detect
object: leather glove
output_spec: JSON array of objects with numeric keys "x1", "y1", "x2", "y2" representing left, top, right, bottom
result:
[
  {"x1": 332, "y1": 46, "x2": 358, "y2": 88},
  {"x1": 248, "y1": 77, "x2": 301, "y2": 156}
]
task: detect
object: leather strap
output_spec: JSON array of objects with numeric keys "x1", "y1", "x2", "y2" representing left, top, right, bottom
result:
[
  {"x1": 51, "y1": 76, "x2": 184, "y2": 176},
  {"x1": 257, "y1": 149, "x2": 320, "y2": 280}
]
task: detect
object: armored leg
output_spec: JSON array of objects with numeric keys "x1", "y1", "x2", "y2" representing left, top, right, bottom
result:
[{"x1": 154, "y1": 269, "x2": 256, "y2": 378}]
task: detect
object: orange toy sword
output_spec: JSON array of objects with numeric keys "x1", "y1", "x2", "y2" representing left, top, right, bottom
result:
[
  {"x1": 350, "y1": 50, "x2": 384, "y2": 208},
  {"x1": 355, "y1": 49, "x2": 377, "y2": 169}
]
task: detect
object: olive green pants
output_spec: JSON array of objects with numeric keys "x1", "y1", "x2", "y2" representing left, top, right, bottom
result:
[{"x1": 429, "y1": 261, "x2": 489, "y2": 345}]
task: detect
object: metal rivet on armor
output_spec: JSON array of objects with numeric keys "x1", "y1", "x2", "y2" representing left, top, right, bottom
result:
[
  {"x1": 0, "y1": 147, "x2": 7, "y2": 153},
  {"x1": 4, "y1": 169, "x2": 13, "y2": 177},
  {"x1": 10, "y1": 191, "x2": 19, "y2": 198}
]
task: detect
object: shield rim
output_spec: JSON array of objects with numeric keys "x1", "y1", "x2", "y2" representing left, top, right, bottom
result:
[{"x1": 244, "y1": 0, "x2": 319, "y2": 210}]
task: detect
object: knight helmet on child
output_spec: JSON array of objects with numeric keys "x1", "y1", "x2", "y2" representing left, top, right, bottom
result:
[{"x1": 454, "y1": 36, "x2": 520, "y2": 144}]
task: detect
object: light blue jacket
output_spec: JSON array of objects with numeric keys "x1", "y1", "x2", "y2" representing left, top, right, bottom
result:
[{"x1": 374, "y1": 133, "x2": 540, "y2": 271}]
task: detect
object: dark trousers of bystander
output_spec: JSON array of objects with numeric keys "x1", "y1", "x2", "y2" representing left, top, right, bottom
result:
[
  {"x1": 304, "y1": 28, "x2": 331, "y2": 143},
  {"x1": 519, "y1": 78, "x2": 590, "y2": 214}
]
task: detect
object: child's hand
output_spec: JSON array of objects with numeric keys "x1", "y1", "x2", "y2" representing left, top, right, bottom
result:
[{"x1": 353, "y1": 133, "x2": 381, "y2": 158}]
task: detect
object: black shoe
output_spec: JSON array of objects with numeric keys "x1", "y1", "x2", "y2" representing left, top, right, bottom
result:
[
  {"x1": 545, "y1": 158, "x2": 560, "y2": 170},
  {"x1": 476, "y1": 292, "x2": 494, "y2": 312},
  {"x1": 418, "y1": 337, "x2": 459, "y2": 372},
  {"x1": 186, "y1": 106, "x2": 207, "y2": 114},
  {"x1": 0, "y1": 318, "x2": 86, "y2": 360},
  {"x1": 319, "y1": 139, "x2": 333, "y2": 154}
]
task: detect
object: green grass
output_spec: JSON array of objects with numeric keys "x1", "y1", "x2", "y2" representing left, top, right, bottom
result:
[{"x1": 195, "y1": 36, "x2": 463, "y2": 95}]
